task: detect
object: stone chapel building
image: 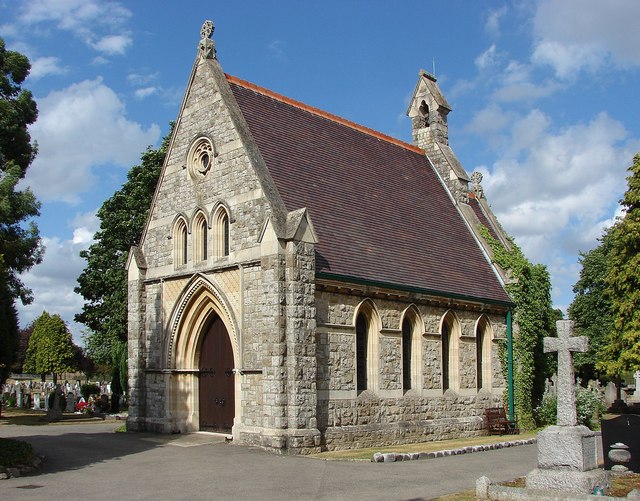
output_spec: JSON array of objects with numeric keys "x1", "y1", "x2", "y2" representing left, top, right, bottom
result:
[{"x1": 126, "y1": 21, "x2": 515, "y2": 454}]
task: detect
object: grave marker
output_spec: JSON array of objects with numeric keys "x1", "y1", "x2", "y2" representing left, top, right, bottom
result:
[
  {"x1": 526, "y1": 320, "x2": 609, "y2": 494},
  {"x1": 543, "y1": 320, "x2": 587, "y2": 426}
]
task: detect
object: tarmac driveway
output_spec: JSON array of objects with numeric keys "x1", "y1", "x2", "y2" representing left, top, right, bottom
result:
[{"x1": 0, "y1": 422, "x2": 537, "y2": 501}]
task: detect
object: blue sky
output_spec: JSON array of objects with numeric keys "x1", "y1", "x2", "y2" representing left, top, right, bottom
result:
[{"x1": 1, "y1": 0, "x2": 639, "y2": 343}]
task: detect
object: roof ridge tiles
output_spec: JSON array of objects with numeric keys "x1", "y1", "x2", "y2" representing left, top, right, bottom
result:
[{"x1": 225, "y1": 73, "x2": 425, "y2": 155}]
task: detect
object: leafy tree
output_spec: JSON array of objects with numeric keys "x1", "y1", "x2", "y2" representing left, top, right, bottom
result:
[
  {"x1": 75, "y1": 128, "x2": 171, "y2": 365},
  {"x1": 599, "y1": 153, "x2": 640, "y2": 376},
  {"x1": 0, "y1": 260, "x2": 19, "y2": 384},
  {"x1": 480, "y1": 227, "x2": 555, "y2": 429},
  {"x1": 0, "y1": 38, "x2": 43, "y2": 384},
  {"x1": 0, "y1": 38, "x2": 43, "y2": 304},
  {"x1": 23, "y1": 311, "x2": 76, "y2": 383},
  {"x1": 568, "y1": 231, "x2": 613, "y2": 382},
  {"x1": 72, "y1": 343, "x2": 95, "y2": 376},
  {"x1": 10, "y1": 318, "x2": 35, "y2": 372}
]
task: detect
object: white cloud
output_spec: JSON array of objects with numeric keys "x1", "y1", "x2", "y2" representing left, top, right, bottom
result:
[
  {"x1": 532, "y1": 41, "x2": 607, "y2": 79},
  {"x1": 28, "y1": 56, "x2": 67, "y2": 80},
  {"x1": 267, "y1": 40, "x2": 287, "y2": 61},
  {"x1": 475, "y1": 44, "x2": 499, "y2": 70},
  {"x1": 0, "y1": 22, "x2": 20, "y2": 38},
  {"x1": 16, "y1": 211, "x2": 99, "y2": 343},
  {"x1": 16, "y1": 234, "x2": 90, "y2": 343},
  {"x1": 492, "y1": 80, "x2": 560, "y2": 103},
  {"x1": 134, "y1": 86, "x2": 158, "y2": 100},
  {"x1": 532, "y1": 0, "x2": 640, "y2": 77},
  {"x1": 90, "y1": 33, "x2": 132, "y2": 56},
  {"x1": 24, "y1": 78, "x2": 161, "y2": 203},
  {"x1": 488, "y1": 60, "x2": 561, "y2": 103},
  {"x1": 71, "y1": 211, "x2": 99, "y2": 244},
  {"x1": 485, "y1": 6, "x2": 507, "y2": 37},
  {"x1": 127, "y1": 71, "x2": 159, "y2": 86},
  {"x1": 465, "y1": 103, "x2": 513, "y2": 138},
  {"x1": 16, "y1": 0, "x2": 132, "y2": 56},
  {"x1": 479, "y1": 111, "x2": 638, "y2": 271}
]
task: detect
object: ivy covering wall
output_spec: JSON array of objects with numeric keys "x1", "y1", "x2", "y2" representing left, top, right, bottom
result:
[{"x1": 480, "y1": 227, "x2": 555, "y2": 429}]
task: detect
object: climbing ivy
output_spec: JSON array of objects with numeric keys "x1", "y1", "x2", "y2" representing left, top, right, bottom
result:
[{"x1": 479, "y1": 226, "x2": 556, "y2": 429}]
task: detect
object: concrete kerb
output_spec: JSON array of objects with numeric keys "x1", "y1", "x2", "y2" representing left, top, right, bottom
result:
[
  {"x1": 477, "y1": 475, "x2": 640, "y2": 500},
  {"x1": 372, "y1": 437, "x2": 537, "y2": 463}
]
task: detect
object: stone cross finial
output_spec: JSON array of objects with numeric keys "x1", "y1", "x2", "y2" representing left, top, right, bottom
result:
[
  {"x1": 470, "y1": 171, "x2": 484, "y2": 198},
  {"x1": 544, "y1": 320, "x2": 588, "y2": 426},
  {"x1": 199, "y1": 20, "x2": 216, "y2": 59}
]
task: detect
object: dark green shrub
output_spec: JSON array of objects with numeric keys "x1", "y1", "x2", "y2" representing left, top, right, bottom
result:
[
  {"x1": 535, "y1": 384, "x2": 606, "y2": 430},
  {"x1": 0, "y1": 438, "x2": 35, "y2": 467},
  {"x1": 576, "y1": 385, "x2": 606, "y2": 429},
  {"x1": 81, "y1": 383, "x2": 100, "y2": 400},
  {"x1": 535, "y1": 392, "x2": 557, "y2": 427}
]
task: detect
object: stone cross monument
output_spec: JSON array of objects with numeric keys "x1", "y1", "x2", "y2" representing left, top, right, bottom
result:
[
  {"x1": 543, "y1": 320, "x2": 588, "y2": 426},
  {"x1": 526, "y1": 320, "x2": 609, "y2": 494}
]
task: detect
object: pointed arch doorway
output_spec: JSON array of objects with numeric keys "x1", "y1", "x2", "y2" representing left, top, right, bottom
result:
[{"x1": 198, "y1": 314, "x2": 235, "y2": 432}]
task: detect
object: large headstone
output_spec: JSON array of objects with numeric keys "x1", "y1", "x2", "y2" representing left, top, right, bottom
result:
[
  {"x1": 32, "y1": 392, "x2": 41, "y2": 410},
  {"x1": 604, "y1": 381, "x2": 618, "y2": 408},
  {"x1": 46, "y1": 384, "x2": 63, "y2": 422},
  {"x1": 634, "y1": 371, "x2": 640, "y2": 399},
  {"x1": 526, "y1": 320, "x2": 610, "y2": 494},
  {"x1": 65, "y1": 392, "x2": 77, "y2": 413}
]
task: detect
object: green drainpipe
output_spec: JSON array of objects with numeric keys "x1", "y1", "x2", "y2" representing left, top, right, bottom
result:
[{"x1": 506, "y1": 310, "x2": 515, "y2": 421}]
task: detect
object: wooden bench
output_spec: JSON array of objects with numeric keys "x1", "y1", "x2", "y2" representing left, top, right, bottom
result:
[{"x1": 485, "y1": 407, "x2": 519, "y2": 435}]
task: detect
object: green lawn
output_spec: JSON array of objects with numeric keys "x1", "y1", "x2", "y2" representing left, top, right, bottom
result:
[
  {"x1": 0, "y1": 407, "x2": 106, "y2": 426},
  {"x1": 311, "y1": 432, "x2": 537, "y2": 460}
]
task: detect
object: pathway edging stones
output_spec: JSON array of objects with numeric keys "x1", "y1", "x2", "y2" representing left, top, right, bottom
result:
[
  {"x1": 0, "y1": 454, "x2": 45, "y2": 479},
  {"x1": 372, "y1": 438, "x2": 537, "y2": 463}
]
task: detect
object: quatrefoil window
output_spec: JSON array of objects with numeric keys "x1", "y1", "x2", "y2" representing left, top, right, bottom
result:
[{"x1": 187, "y1": 136, "x2": 215, "y2": 179}]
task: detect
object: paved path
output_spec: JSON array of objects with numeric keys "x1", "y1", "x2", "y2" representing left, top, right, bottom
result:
[{"x1": 0, "y1": 422, "x2": 537, "y2": 501}]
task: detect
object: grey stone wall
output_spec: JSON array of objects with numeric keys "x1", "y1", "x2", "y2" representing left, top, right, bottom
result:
[
  {"x1": 322, "y1": 393, "x2": 499, "y2": 451},
  {"x1": 315, "y1": 288, "x2": 507, "y2": 450}
]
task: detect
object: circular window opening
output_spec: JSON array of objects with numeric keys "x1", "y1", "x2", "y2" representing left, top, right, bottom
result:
[{"x1": 187, "y1": 137, "x2": 215, "y2": 179}]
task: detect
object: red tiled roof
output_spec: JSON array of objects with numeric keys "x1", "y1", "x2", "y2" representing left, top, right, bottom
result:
[{"x1": 228, "y1": 76, "x2": 512, "y2": 305}]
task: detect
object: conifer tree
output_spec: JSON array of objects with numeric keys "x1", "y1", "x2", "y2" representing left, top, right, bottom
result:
[{"x1": 23, "y1": 311, "x2": 76, "y2": 383}]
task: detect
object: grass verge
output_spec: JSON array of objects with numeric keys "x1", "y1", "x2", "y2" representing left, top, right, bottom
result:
[
  {"x1": 0, "y1": 408, "x2": 106, "y2": 426},
  {"x1": 311, "y1": 432, "x2": 537, "y2": 461},
  {"x1": 429, "y1": 474, "x2": 640, "y2": 500}
]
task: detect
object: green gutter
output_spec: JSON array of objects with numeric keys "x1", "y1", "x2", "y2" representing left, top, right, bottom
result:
[
  {"x1": 506, "y1": 310, "x2": 515, "y2": 421},
  {"x1": 316, "y1": 272, "x2": 515, "y2": 308}
]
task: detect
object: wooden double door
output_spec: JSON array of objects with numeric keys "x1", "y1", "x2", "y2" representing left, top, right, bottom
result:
[{"x1": 198, "y1": 315, "x2": 235, "y2": 432}]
